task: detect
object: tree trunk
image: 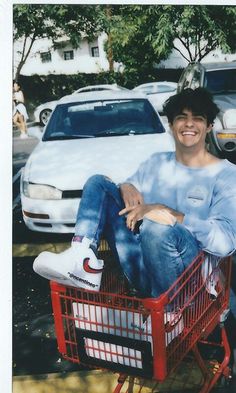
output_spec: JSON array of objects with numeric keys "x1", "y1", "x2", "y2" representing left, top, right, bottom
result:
[
  {"x1": 106, "y1": 5, "x2": 114, "y2": 72},
  {"x1": 15, "y1": 61, "x2": 24, "y2": 81}
]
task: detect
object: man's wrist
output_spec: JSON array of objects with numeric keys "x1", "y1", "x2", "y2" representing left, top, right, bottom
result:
[{"x1": 157, "y1": 204, "x2": 184, "y2": 223}]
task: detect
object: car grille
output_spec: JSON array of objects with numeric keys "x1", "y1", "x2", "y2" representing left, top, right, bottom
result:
[{"x1": 62, "y1": 190, "x2": 83, "y2": 199}]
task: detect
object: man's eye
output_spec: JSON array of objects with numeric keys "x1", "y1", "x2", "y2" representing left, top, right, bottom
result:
[{"x1": 193, "y1": 116, "x2": 205, "y2": 122}]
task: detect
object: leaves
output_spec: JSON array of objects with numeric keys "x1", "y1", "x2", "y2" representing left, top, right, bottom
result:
[
  {"x1": 104, "y1": 5, "x2": 236, "y2": 71},
  {"x1": 14, "y1": 4, "x2": 236, "y2": 78},
  {"x1": 13, "y1": 4, "x2": 102, "y2": 77}
]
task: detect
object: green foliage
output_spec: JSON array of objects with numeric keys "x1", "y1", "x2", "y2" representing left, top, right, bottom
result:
[
  {"x1": 14, "y1": 4, "x2": 236, "y2": 80},
  {"x1": 104, "y1": 4, "x2": 236, "y2": 72},
  {"x1": 13, "y1": 5, "x2": 61, "y2": 41},
  {"x1": 13, "y1": 4, "x2": 101, "y2": 78}
]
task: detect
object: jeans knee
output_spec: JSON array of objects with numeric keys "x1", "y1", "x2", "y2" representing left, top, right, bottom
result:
[
  {"x1": 84, "y1": 174, "x2": 113, "y2": 189},
  {"x1": 140, "y1": 218, "x2": 175, "y2": 244}
]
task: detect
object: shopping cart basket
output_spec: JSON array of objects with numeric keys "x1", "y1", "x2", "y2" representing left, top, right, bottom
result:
[{"x1": 50, "y1": 252, "x2": 232, "y2": 392}]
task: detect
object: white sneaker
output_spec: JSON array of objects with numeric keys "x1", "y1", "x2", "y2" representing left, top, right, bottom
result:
[
  {"x1": 20, "y1": 133, "x2": 28, "y2": 139},
  {"x1": 33, "y1": 237, "x2": 104, "y2": 291}
]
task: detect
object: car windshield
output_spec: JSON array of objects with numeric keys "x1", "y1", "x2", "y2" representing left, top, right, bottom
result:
[
  {"x1": 204, "y1": 69, "x2": 236, "y2": 94},
  {"x1": 43, "y1": 98, "x2": 165, "y2": 141}
]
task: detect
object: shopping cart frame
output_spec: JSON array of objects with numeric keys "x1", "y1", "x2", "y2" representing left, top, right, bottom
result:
[{"x1": 50, "y1": 252, "x2": 232, "y2": 392}]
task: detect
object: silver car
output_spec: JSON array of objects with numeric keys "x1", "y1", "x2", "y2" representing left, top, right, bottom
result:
[
  {"x1": 133, "y1": 81, "x2": 177, "y2": 113},
  {"x1": 177, "y1": 62, "x2": 236, "y2": 160}
]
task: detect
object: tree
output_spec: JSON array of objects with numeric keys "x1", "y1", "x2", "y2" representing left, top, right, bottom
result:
[
  {"x1": 13, "y1": 4, "x2": 101, "y2": 79},
  {"x1": 156, "y1": 5, "x2": 236, "y2": 62},
  {"x1": 14, "y1": 5, "x2": 57, "y2": 79},
  {"x1": 106, "y1": 5, "x2": 236, "y2": 74}
]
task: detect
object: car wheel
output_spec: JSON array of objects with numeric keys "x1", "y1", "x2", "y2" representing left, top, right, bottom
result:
[
  {"x1": 206, "y1": 131, "x2": 223, "y2": 159},
  {"x1": 40, "y1": 109, "x2": 52, "y2": 126}
]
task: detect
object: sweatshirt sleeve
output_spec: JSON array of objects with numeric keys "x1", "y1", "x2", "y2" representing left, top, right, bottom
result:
[{"x1": 183, "y1": 169, "x2": 236, "y2": 257}]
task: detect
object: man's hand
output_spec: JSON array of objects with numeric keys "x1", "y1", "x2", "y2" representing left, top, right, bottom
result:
[
  {"x1": 119, "y1": 204, "x2": 153, "y2": 231},
  {"x1": 144, "y1": 209, "x2": 177, "y2": 226},
  {"x1": 119, "y1": 202, "x2": 184, "y2": 231},
  {"x1": 119, "y1": 183, "x2": 144, "y2": 208}
]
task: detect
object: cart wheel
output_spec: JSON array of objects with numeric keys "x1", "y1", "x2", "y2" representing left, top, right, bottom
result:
[{"x1": 219, "y1": 371, "x2": 232, "y2": 388}]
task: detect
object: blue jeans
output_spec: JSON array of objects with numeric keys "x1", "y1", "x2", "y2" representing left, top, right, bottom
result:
[{"x1": 75, "y1": 175, "x2": 200, "y2": 297}]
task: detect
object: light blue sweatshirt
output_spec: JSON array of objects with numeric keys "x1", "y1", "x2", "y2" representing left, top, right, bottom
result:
[{"x1": 126, "y1": 151, "x2": 236, "y2": 257}]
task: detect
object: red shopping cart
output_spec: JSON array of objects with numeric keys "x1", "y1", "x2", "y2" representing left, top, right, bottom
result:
[{"x1": 50, "y1": 252, "x2": 232, "y2": 392}]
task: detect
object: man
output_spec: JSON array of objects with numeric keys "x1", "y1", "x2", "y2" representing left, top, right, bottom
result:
[{"x1": 33, "y1": 88, "x2": 236, "y2": 297}]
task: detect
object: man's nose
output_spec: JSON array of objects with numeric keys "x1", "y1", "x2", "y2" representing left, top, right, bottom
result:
[{"x1": 185, "y1": 116, "x2": 194, "y2": 127}]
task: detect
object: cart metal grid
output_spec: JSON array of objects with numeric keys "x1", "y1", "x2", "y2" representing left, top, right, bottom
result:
[{"x1": 50, "y1": 252, "x2": 232, "y2": 392}]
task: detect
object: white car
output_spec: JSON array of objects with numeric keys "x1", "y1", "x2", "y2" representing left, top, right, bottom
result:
[
  {"x1": 21, "y1": 90, "x2": 175, "y2": 233},
  {"x1": 33, "y1": 84, "x2": 128, "y2": 126},
  {"x1": 133, "y1": 81, "x2": 177, "y2": 113}
]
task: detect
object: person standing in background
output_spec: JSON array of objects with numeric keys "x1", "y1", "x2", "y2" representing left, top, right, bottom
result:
[{"x1": 13, "y1": 80, "x2": 29, "y2": 139}]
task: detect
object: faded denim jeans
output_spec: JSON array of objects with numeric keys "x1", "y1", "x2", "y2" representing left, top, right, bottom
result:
[{"x1": 75, "y1": 175, "x2": 200, "y2": 297}]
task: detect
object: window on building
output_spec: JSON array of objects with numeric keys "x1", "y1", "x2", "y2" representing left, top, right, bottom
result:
[
  {"x1": 64, "y1": 50, "x2": 74, "y2": 60},
  {"x1": 40, "y1": 52, "x2": 51, "y2": 63},
  {"x1": 91, "y1": 46, "x2": 99, "y2": 57}
]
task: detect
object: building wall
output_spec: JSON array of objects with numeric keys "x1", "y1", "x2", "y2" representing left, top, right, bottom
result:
[
  {"x1": 158, "y1": 39, "x2": 236, "y2": 69},
  {"x1": 14, "y1": 33, "x2": 236, "y2": 77},
  {"x1": 13, "y1": 33, "x2": 111, "y2": 77}
]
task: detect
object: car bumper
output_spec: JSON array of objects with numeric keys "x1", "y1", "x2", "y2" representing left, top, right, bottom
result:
[
  {"x1": 21, "y1": 194, "x2": 80, "y2": 233},
  {"x1": 216, "y1": 130, "x2": 236, "y2": 153}
]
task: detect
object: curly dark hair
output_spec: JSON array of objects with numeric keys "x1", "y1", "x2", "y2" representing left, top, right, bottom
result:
[{"x1": 163, "y1": 88, "x2": 220, "y2": 126}]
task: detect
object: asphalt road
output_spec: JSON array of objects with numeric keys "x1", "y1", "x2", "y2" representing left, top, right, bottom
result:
[{"x1": 12, "y1": 124, "x2": 236, "y2": 391}]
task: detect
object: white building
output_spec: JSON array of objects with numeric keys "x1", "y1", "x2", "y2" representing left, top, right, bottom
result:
[
  {"x1": 13, "y1": 33, "x2": 116, "y2": 77},
  {"x1": 14, "y1": 33, "x2": 236, "y2": 78},
  {"x1": 158, "y1": 39, "x2": 236, "y2": 69}
]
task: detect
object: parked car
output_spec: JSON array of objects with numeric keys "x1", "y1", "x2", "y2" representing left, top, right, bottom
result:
[
  {"x1": 177, "y1": 62, "x2": 236, "y2": 160},
  {"x1": 21, "y1": 90, "x2": 175, "y2": 233},
  {"x1": 33, "y1": 84, "x2": 128, "y2": 126},
  {"x1": 133, "y1": 81, "x2": 177, "y2": 113}
]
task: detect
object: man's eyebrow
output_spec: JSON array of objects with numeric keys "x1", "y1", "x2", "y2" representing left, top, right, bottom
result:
[
  {"x1": 176, "y1": 111, "x2": 207, "y2": 117},
  {"x1": 192, "y1": 112, "x2": 207, "y2": 118}
]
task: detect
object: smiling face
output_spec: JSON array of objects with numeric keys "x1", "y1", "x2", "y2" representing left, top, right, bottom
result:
[{"x1": 170, "y1": 109, "x2": 212, "y2": 152}]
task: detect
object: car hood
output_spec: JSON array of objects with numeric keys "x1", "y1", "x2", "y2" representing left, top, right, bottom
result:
[
  {"x1": 23, "y1": 133, "x2": 175, "y2": 190},
  {"x1": 214, "y1": 93, "x2": 236, "y2": 112}
]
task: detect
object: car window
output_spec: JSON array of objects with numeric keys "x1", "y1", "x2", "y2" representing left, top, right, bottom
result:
[
  {"x1": 190, "y1": 68, "x2": 201, "y2": 89},
  {"x1": 204, "y1": 69, "x2": 236, "y2": 94},
  {"x1": 43, "y1": 99, "x2": 165, "y2": 141},
  {"x1": 81, "y1": 87, "x2": 111, "y2": 92},
  {"x1": 178, "y1": 66, "x2": 194, "y2": 91},
  {"x1": 138, "y1": 86, "x2": 155, "y2": 94},
  {"x1": 156, "y1": 85, "x2": 176, "y2": 93}
]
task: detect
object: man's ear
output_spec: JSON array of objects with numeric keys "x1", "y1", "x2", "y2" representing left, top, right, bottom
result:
[{"x1": 206, "y1": 124, "x2": 213, "y2": 133}]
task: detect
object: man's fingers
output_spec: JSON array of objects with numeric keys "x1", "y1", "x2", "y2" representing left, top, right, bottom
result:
[
  {"x1": 126, "y1": 215, "x2": 137, "y2": 231},
  {"x1": 119, "y1": 205, "x2": 135, "y2": 216}
]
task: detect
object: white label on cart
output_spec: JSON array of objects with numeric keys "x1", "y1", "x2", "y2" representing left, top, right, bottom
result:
[
  {"x1": 72, "y1": 303, "x2": 149, "y2": 340},
  {"x1": 84, "y1": 338, "x2": 143, "y2": 368},
  {"x1": 72, "y1": 303, "x2": 184, "y2": 356}
]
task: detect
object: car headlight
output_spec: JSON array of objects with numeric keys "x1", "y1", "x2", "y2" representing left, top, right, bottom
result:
[
  {"x1": 223, "y1": 109, "x2": 236, "y2": 129},
  {"x1": 212, "y1": 117, "x2": 223, "y2": 132},
  {"x1": 23, "y1": 182, "x2": 62, "y2": 200}
]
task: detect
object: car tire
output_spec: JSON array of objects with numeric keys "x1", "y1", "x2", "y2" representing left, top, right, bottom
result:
[{"x1": 39, "y1": 109, "x2": 52, "y2": 126}]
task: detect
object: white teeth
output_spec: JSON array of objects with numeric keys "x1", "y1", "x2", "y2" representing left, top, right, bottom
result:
[{"x1": 182, "y1": 132, "x2": 196, "y2": 136}]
